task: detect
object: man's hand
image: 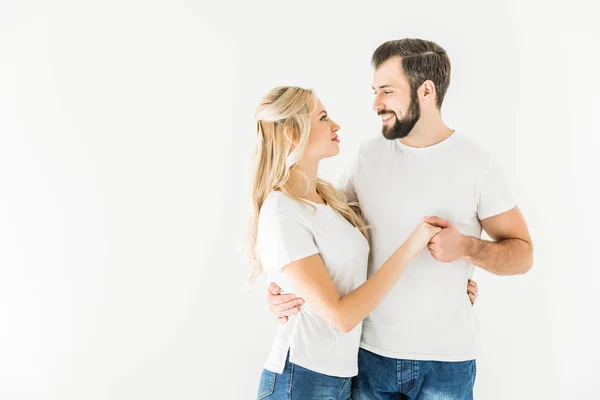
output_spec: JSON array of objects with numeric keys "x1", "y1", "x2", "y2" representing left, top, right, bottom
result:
[
  {"x1": 468, "y1": 279, "x2": 478, "y2": 305},
  {"x1": 267, "y1": 282, "x2": 304, "y2": 324},
  {"x1": 423, "y1": 216, "x2": 468, "y2": 262}
]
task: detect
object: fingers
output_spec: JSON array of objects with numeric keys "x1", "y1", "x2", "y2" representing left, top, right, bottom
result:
[
  {"x1": 468, "y1": 291, "x2": 476, "y2": 305},
  {"x1": 423, "y1": 222, "x2": 441, "y2": 233},
  {"x1": 274, "y1": 297, "x2": 304, "y2": 311},
  {"x1": 468, "y1": 289, "x2": 478, "y2": 300},
  {"x1": 427, "y1": 243, "x2": 439, "y2": 254},
  {"x1": 269, "y1": 293, "x2": 296, "y2": 308},
  {"x1": 267, "y1": 283, "x2": 303, "y2": 319},
  {"x1": 468, "y1": 280, "x2": 478, "y2": 295},
  {"x1": 427, "y1": 244, "x2": 437, "y2": 258},
  {"x1": 467, "y1": 279, "x2": 478, "y2": 304},
  {"x1": 277, "y1": 305, "x2": 302, "y2": 317},
  {"x1": 268, "y1": 282, "x2": 281, "y2": 295},
  {"x1": 424, "y1": 216, "x2": 451, "y2": 228},
  {"x1": 417, "y1": 223, "x2": 442, "y2": 243},
  {"x1": 267, "y1": 282, "x2": 304, "y2": 319},
  {"x1": 273, "y1": 297, "x2": 305, "y2": 315}
]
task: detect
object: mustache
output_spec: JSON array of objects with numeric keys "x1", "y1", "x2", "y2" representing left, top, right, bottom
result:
[{"x1": 377, "y1": 110, "x2": 396, "y2": 116}]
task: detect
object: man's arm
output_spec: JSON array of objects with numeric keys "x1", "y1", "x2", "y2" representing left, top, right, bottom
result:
[
  {"x1": 464, "y1": 207, "x2": 533, "y2": 275},
  {"x1": 425, "y1": 206, "x2": 533, "y2": 276}
]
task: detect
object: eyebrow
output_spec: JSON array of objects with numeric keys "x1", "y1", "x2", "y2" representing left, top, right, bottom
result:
[
  {"x1": 318, "y1": 110, "x2": 327, "y2": 116},
  {"x1": 372, "y1": 84, "x2": 393, "y2": 90}
]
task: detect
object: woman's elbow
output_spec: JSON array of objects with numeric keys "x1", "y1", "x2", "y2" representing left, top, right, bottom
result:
[
  {"x1": 333, "y1": 317, "x2": 358, "y2": 334},
  {"x1": 325, "y1": 301, "x2": 358, "y2": 333}
]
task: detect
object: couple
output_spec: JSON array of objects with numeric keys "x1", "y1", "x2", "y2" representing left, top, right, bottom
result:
[{"x1": 246, "y1": 38, "x2": 533, "y2": 400}]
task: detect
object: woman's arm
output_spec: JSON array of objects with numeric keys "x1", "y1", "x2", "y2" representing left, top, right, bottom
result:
[
  {"x1": 267, "y1": 277, "x2": 480, "y2": 325},
  {"x1": 281, "y1": 222, "x2": 440, "y2": 333}
]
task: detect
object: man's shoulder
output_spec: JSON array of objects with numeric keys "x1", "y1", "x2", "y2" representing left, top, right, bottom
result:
[{"x1": 449, "y1": 132, "x2": 496, "y2": 166}]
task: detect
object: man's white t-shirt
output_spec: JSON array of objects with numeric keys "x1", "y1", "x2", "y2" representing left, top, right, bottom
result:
[
  {"x1": 256, "y1": 191, "x2": 370, "y2": 377},
  {"x1": 342, "y1": 133, "x2": 515, "y2": 361}
]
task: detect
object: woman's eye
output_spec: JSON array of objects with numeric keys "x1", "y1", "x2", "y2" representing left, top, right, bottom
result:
[{"x1": 321, "y1": 115, "x2": 328, "y2": 121}]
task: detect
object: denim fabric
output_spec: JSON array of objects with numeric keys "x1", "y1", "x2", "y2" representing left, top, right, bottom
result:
[
  {"x1": 353, "y1": 348, "x2": 476, "y2": 400},
  {"x1": 257, "y1": 352, "x2": 352, "y2": 400}
]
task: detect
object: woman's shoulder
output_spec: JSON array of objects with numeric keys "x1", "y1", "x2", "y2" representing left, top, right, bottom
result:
[
  {"x1": 261, "y1": 191, "x2": 311, "y2": 217},
  {"x1": 257, "y1": 192, "x2": 315, "y2": 238}
]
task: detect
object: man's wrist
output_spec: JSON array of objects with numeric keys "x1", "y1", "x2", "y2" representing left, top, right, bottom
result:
[{"x1": 461, "y1": 236, "x2": 481, "y2": 262}]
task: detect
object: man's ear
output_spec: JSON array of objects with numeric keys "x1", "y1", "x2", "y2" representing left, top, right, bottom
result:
[{"x1": 420, "y1": 80, "x2": 437, "y2": 105}]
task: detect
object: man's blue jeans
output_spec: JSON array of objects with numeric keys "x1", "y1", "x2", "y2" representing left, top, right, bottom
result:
[{"x1": 353, "y1": 348, "x2": 476, "y2": 400}]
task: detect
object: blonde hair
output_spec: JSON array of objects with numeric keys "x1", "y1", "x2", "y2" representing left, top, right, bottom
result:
[{"x1": 244, "y1": 86, "x2": 369, "y2": 284}]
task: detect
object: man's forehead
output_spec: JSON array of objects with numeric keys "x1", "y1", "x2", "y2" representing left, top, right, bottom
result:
[
  {"x1": 373, "y1": 65, "x2": 407, "y2": 88},
  {"x1": 372, "y1": 74, "x2": 403, "y2": 89}
]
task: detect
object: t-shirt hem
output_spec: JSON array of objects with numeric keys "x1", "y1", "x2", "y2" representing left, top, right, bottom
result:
[
  {"x1": 289, "y1": 355, "x2": 358, "y2": 378},
  {"x1": 264, "y1": 358, "x2": 357, "y2": 378},
  {"x1": 263, "y1": 361, "x2": 285, "y2": 374},
  {"x1": 359, "y1": 342, "x2": 476, "y2": 362}
]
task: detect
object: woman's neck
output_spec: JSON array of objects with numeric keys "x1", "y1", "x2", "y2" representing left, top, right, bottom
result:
[{"x1": 292, "y1": 158, "x2": 325, "y2": 204}]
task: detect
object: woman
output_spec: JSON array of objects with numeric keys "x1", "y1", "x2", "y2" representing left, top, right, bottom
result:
[{"x1": 246, "y1": 86, "x2": 470, "y2": 400}]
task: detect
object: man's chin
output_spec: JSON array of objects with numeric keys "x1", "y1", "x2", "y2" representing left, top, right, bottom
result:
[
  {"x1": 382, "y1": 125, "x2": 396, "y2": 140},
  {"x1": 382, "y1": 127, "x2": 409, "y2": 140},
  {"x1": 382, "y1": 130, "x2": 395, "y2": 140}
]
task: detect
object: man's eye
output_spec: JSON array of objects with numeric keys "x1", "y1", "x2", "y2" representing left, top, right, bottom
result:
[{"x1": 384, "y1": 91, "x2": 393, "y2": 95}]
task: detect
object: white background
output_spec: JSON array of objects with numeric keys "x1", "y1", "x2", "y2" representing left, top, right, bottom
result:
[{"x1": 1, "y1": 1, "x2": 598, "y2": 399}]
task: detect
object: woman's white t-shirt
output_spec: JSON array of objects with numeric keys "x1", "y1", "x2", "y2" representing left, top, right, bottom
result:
[{"x1": 256, "y1": 191, "x2": 370, "y2": 377}]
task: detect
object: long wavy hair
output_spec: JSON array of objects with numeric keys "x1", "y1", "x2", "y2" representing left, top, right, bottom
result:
[{"x1": 244, "y1": 86, "x2": 369, "y2": 284}]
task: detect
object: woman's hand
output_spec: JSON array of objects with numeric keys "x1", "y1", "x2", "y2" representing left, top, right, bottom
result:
[{"x1": 405, "y1": 222, "x2": 442, "y2": 257}]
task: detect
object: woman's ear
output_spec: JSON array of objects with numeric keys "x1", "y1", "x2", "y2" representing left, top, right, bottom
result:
[{"x1": 283, "y1": 126, "x2": 298, "y2": 147}]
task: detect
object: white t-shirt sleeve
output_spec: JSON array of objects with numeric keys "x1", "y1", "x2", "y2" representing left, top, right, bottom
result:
[
  {"x1": 477, "y1": 156, "x2": 516, "y2": 220},
  {"x1": 257, "y1": 208, "x2": 319, "y2": 273}
]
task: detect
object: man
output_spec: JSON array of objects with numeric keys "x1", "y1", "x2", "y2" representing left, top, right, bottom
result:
[{"x1": 268, "y1": 38, "x2": 533, "y2": 399}]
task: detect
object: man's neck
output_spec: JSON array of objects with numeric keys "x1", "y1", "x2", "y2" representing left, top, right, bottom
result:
[{"x1": 399, "y1": 114, "x2": 454, "y2": 148}]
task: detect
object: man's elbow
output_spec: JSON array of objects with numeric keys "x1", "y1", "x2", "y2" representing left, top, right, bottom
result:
[{"x1": 519, "y1": 242, "x2": 534, "y2": 274}]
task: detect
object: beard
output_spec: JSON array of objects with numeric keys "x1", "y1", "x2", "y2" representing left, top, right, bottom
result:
[{"x1": 379, "y1": 90, "x2": 421, "y2": 140}]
